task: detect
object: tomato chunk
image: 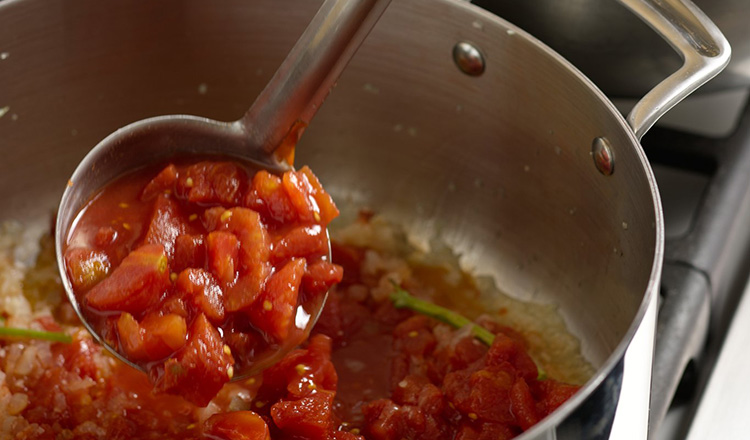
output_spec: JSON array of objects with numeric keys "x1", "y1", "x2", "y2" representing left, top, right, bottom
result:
[
  {"x1": 158, "y1": 313, "x2": 234, "y2": 406},
  {"x1": 207, "y1": 231, "x2": 239, "y2": 286},
  {"x1": 248, "y1": 258, "x2": 305, "y2": 342},
  {"x1": 282, "y1": 170, "x2": 319, "y2": 224},
  {"x1": 204, "y1": 411, "x2": 270, "y2": 440},
  {"x1": 271, "y1": 225, "x2": 329, "y2": 264},
  {"x1": 117, "y1": 312, "x2": 147, "y2": 360},
  {"x1": 141, "y1": 164, "x2": 178, "y2": 201},
  {"x1": 271, "y1": 391, "x2": 335, "y2": 440},
  {"x1": 117, "y1": 313, "x2": 187, "y2": 361},
  {"x1": 85, "y1": 244, "x2": 169, "y2": 313},
  {"x1": 299, "y1": 166, "x2": 339, "y2": 226},
  {"x1": 216, "y1": 208, "x2": 271, "y2": 312},
  {"x1": 246, "y1": 170, "x2": 297, "y2": 224},
  {"x1": 302, "y1": 261, "x2": 343, "y2": 297},
  {"x1": 64, "y1": 248, "x2": 111, "y2": 292},
  {"x1": 177, "y1": 161, "x2": 245, "y2": 206},
  {"x1": 144, "y1": 194, "x2": 188, "y2": 257},
  {"x1": 176, "y1": 268, "x2": 225, "y2": 323},
  {"x1": 173, "y1": 233, "x2": 205, "y2": 273}
]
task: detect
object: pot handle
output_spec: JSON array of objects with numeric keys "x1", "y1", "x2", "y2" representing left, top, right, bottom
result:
[{"x1": 616, "y1": 0, "x2": 730, "y2": 140}]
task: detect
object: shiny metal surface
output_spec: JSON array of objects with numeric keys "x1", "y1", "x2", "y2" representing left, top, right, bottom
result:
[
  {"x1": 452, "y1": 41, "x2": 486, "y2": 76},
  {"x1": 592, "y1": 137, "x2": 615, "y2": 176},
  {"x1": 53, "y1": 0, "x2": 393, "y2": 378},
  {"x1": 616, "y1": 0, "x2": 730, "y2": 139},
  {"x1": 473, "y1": 0, "x2": 747, "y2": 97},
  {"x1": 0, "y1": 0, "x2": 670, "y2": 438}
]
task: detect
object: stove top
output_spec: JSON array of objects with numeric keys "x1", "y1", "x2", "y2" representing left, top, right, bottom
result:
[{"x1": 638, "y1": 89, "x2": 750, "y2": 438}]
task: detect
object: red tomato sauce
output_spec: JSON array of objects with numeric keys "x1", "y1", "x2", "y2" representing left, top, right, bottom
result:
[
  {"x1": 63, "y1": 159, "x2": 343, "y2": 406},
  {"x1": 50, "y1": 160, "x2": 584, "y2": 439}
]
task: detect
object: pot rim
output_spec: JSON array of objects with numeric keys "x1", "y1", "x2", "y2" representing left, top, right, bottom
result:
[{"x1": 448, "y1": 0, "x2": 665, "y2": 436}]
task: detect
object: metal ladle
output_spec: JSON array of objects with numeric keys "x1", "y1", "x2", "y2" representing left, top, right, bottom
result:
[{"x1": 55, "y1": 0, "x2": 391, "y2": 378}]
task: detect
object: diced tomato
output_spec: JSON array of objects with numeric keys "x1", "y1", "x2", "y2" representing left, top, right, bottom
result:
[
  {"x1": 141, "y1": 164, "x2": 178, "y2": 201},
  {"x1": 510, "y1": 378, "x2": 539, "y2": 430},
  {"x1": 536, "y1": 379, "x2": 580, "y2": 416},
  {"x1": 176, "y1": 268, "x2": 225, "y2": 323},
  {"x1": 203, "y1": 206, "x2": 227, "y2": 232},
  {"x1": 302, "y1": 261, "x2": 343, "y2": 298},
  {"x1": 85, "y1": 244, "x2": 169, "y2": 313},
  {"x1": 141, "y1": 313, "x2": 188, "y2": 359},
  {"x1": 271, "y1": 225, "x2": 328, "y2": 264},
  {"x1": 177, "y1": 161, "x2": 245, "y2": 206},
  {"x1": 393, "y1": 315, "x2": 437, "y2": 357},
  {"x1": 445, "y1": 365, "x2": 516, "y2": 424},
  {"x1": 245, "y1": 170, "x2": 297, "y2": 225},
  {"x1": 281, "y1": 170, "x2": 318, "y2": 224},
  {"x1": 247, "y1": 258, "x2": 305, "y2": 342},
  {"x1": 259, "y1": 334, "x2": 337, "y2": 400},
  {"x1": 454, "y1": 422, "x2": 518, "y2": 440},
  {"x1": 218, "y1": 208, "x2": 271, "y2": 312},
  {"x1": 117, "y1": 313, "x2": 187, "y2": 361},
  {"x1": 173, "y1": 234, "x2": 205, "y2": 273},
  {"x1": 158, "y1": 313, "x2": 234, "y2": 406},
  {"x1": 144, "y1": 194, "x2": 188, "y2": 257},
  {"x1": 487, "y1": 333, "x2": 539, "y2": 382},
  {"x1": 204, "y1": 411, "x2": 270, "y2": 440},
  {"x1": 117, "y1": 312, "x2": 147, "y2": 360},
  {"x1": 298, "y1": 166, "x2": 339, "y2": 226},
  {"x1": 207, "y1": 231, "x2": 239, "y2": 286},
  {"x1": 64, "y1": 248, "x2": 111, "y2": 292},
  {"x1": 361, "y1": 399, "x2": 433, "y2": 440},
  {"x1": 271, "y1": 391, "x2": 335, "y2": 440}
]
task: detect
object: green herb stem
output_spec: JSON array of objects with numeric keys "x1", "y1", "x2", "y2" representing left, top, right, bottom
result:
[
  {"x1": 390, "y1": 284, "x2": 496, "y2": 346},
  {"x1": 389, "y1": 283, "x2": 546, "y2": 380},
  {"x1": 0, "y1": 326, "x2": 73, "y2": 343}
]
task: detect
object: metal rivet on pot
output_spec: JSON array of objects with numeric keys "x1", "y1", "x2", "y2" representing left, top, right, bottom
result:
[
  {"x1": 453, "y1": 42, "x2": 485, "y2": 76},
  {"x1": 592, "y1": 137, "x2": 615, "y2": 176}
]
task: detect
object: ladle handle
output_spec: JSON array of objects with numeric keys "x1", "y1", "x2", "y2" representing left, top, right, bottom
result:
[{"x1": 240, "y1": 0, "x2": 392, "y2": 155}]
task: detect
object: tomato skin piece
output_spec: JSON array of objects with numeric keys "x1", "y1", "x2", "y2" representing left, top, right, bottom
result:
[
  {"x1": 207, "y1": 231, "x2": 239, "y2": 286},
  {"x1": 85, "y1": 244, "x2": 169, "y2": 313},
  {"x1": 216, "y1": 208, "x2": 271, "y2": 312},
  {"x1": 302, "y1": 261, "x2": 343, "y2": 298},
  {"x1": 144, "y1": 194, "x2": 188, "y2": 257},
  {"x1": 271, "y1": 225, "x2": 328, "y2": 264},
  {"x1": 141, "y1": 164, "x2": 178, "y2": 201},
  {"x1": 204, "y1": 411, "x2": 270, "y2": 440},
  {"x1": 176, "y1": 268, "x2": 225, "y2": 323},
  {"x1": 157, "y1": 313, "x2": 234, "y2": 407},
  {"x1": 64, "y1": 248, "x2": 111, "y2": 292},
  {"x1": 282, "y1": 171, "x2": 318, "y2": 224},
  {"x1": 510, "y1": 378, "x2": 539, "y2": 430},
  {"x1": 298, "y1": 166, "x2": 339, "y2": 226},
  {"x1": 247, "y1": 258, "x2": 306, "y2": 342},
  {"x1": 246, "y1": 170, "x2": 297, "y2": 225}
]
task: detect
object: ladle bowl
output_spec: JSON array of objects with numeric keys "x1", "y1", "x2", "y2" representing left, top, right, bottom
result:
[{"x1": 54, "y1": 0, "x2": 392, "y2": 378}]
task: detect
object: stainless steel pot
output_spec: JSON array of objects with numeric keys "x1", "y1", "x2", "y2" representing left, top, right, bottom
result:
[
  {"x1": 0, "y1": 0, "x2": 728, "y2": 438},
  {"x1": 474, "y1": 0, "x2": 748, "y2": 97}
]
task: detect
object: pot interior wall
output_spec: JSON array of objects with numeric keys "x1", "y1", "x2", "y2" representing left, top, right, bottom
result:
[{"x1": 0, "y1": 0, "x2": 657, "y2": 373}]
